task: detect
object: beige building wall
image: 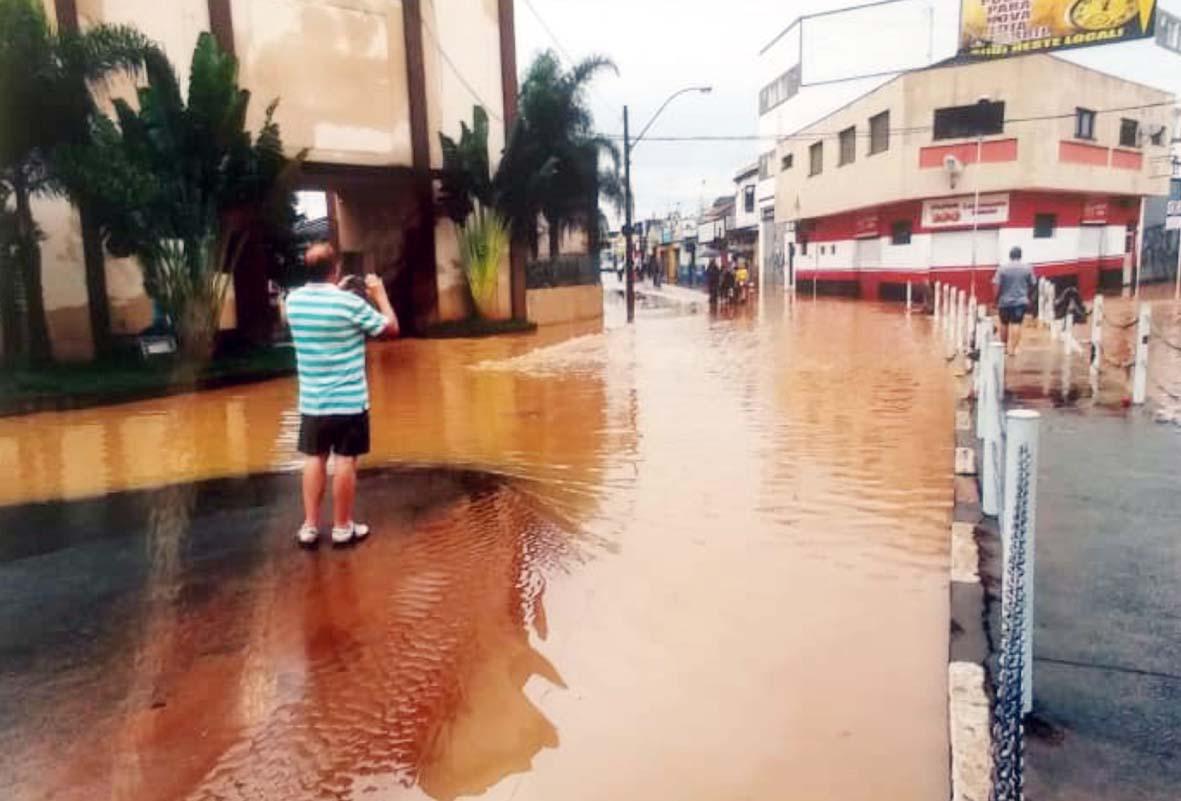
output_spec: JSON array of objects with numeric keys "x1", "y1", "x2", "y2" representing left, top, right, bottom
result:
[
  {"x1": 232, "y1": 0, "x2": 413, "y2": 166},
  {"x1": 775, "y1": 55, "x2": 1172, "y2": 224}
]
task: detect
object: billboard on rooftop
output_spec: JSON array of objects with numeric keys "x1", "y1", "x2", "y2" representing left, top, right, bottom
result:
[{"x1": 959, "y1": 0, "x2": 1157, "y2": 60}]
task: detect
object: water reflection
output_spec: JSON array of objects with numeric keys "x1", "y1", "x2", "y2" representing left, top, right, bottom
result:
[
  {"x1": 2, "y1": 294, "x2": 960, "y2": 800},
  {"x1": 0, "y1": 471, "x2": 573, "y2": 801}
]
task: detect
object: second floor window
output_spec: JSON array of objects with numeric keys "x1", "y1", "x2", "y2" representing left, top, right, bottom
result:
[
  {"x1": 1120, "y1": 118, "x2": 1140, "y2": 148},
  {"x1": 1034, "y1": 214, "x2": 1056, "y2": 239},
  {"x1": 869, "y1": 110, "x2": 890, "y2": 154},
  {"x1": 1076, "y1": 108, "x2": 1097, "y2": 140},
  {"x1": 744, "y1": 185, "x2": 755, "y2": 213},
  {"x1": 839, "y1": 126, "x2": 856, "y2": 166},
  {"x1": 781, "y1": 153, "x2": 794, "y2": 171},
  {"x1": 933, "y1": 101, "x2": 1005, "y2": 140},
  {"x1": 809, "y1": 141, "x2": 823, "y2": 176}
]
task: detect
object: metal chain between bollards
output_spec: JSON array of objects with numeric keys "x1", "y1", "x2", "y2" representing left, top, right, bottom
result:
[
  {"x1": 990, "y1": 445, "x2": 1033, "y2": 801},
  {"x1": 1102, "y1": 316, "x2": 1139, "y2": 331},
  {"x1": 1149, "y1": 323, "x2": 1181, "y2": 353}
]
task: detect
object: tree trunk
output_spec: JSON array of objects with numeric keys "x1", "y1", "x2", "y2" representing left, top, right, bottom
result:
[
  {"x1": 13, "y1": 175, "x2": 52, "y2": 365},
  {"x1": 548, "y1": 219, "x2": 561, "y2": 263},
  {"x1": 80, "y1": 206, "x2": 112, "y2": 359},
  {"x1": 0, "y1": 241, "x2": 22, "y2": 363}
]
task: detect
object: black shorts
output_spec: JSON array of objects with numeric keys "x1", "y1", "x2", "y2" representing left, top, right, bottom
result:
[
  {"x1": 298, "y1": 412, "x2": 370, "y2": 457},
  {"x1": 998, "y1": 305, "x2": 1028, "y2": 325}
]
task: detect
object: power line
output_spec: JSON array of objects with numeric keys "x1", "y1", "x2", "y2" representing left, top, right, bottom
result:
[
  {"x1": 521, "y1": 0, "x2": 577, "y2": 66},
  {"x1": 597, "y1": 100, "x2": 1177, "y2": 144},
  {"x1": 421, "y1": 17, "x2": 504, "y2": 123},
  {"x1": 520, "y1": 0, "x2": 614, "y2": 116}
]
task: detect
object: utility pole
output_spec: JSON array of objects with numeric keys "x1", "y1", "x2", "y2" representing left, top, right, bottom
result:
[
  {"x1": 623, "y1": 86, "x2": 712, "y2": 323},
  {"x1": 624, "y1": 106, "x2": 635, "y2": 323}
]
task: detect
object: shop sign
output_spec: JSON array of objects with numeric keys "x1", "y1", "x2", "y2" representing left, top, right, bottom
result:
[
  {"x1": 960, "y1": 0, "x2": 1157, "y2": 61},
  {"x1": 922, "y1": 193, "x2": 1010, "y2": 229},
  {"x1": 854, "y1": 211, "x2": 880, "y2": 239},
  {"x1": 1082, "y1": 198, "x2": 1110, "y2": 224}
]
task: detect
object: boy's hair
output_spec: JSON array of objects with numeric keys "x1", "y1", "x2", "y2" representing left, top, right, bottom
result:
[
  {"x1": 305, "y1": 242, "x2": 337, "y2": 281},
  {"x1": 1009, "y1": 246, "x2": 1023, "y2": 261}
]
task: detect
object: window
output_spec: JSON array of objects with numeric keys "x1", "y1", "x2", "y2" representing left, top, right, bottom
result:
[
  {"x1": 1034, "y1": 213, "x2": 1056, "y2": 239},
  {"x1": 933, "y1": 101, "x2": 1005, "y2": 140},
  {"x1": 1120, "y1": 118, "x2": 1140, "y2": 148},
  {"x1": 891, "y1": 221, "x2": 912, "y2": 245},
  {"x1": 758, "y1": 151, "x2": 775, "y2": 180},
  {"x1": 1076, "y1": 108, "x2": 1096, "y2": 140},
  {"x1": 781, "y1": 153, "x2": 794, "y2": 171},
  {"x1": 809, "y1": 141, "x2": 823, "y2": 176},
  {"x1": 759, "y1": 65, "x2": 802, "y2": 115},
  {"x1": 869, "y1": 110, "x2": 890, "y2": 155},
  {"x1": 839, "y1": 126, "x2": 856, "y2": 166},
  {"x1": 1150, "y1": 126, "x2": 1166, "y2": 146},
  {"x1": 800, "y1": 240, "x2": 808, "y2": 256},
  {"x1": 743, "y1": 185, "x2": 755, "y2": 213}
]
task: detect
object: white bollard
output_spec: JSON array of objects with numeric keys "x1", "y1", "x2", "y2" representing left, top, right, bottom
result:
[
  {"x1": 968, "y1": 297, "x2": 978, "y2": 349},
  {"x1": 1048, "y1": 283, "x2": 1058, "y2": 339},
  {"x1": 955, "y1": 289, "x2": 966, "y2": 353},
  {"x1": 975, "y1": 309, "x2": 992, "y2": 406},
  {"x1": 906, "y1": 281, "x2": 913, "y2": 313},
  {"x1": 1063, "y1": 309, "x2": 1074, "y2": 354},
  {"x1": 934, "y1": 281, "x2": 942, "y2": 319},
  {"x1": 1001, "y1": 408, "x2": 1040, "y2": 716},
  {"x1": 946, "y1": 284, "x2": 954, "y2": 335},
  {"x1": 1132, "y1": 303, "x2": 1151, "y2": 405},
  {"x1": 981, "y1": 342, "x2": 1006, "y2": 518},
  {"x1": 1090, "y1": 295, "x2": 1103, "y2": 390}
]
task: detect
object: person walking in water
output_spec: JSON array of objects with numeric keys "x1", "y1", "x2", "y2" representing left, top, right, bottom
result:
[
  {"x1": 993, "y1": 245, "x2": 1037, "y2": 357},
  {"x1": 706, "y1": 258, "x2": 721, "y2": 306},
  {"x1": 285, "y1": 243, "x2": 399, "y2": 548}
]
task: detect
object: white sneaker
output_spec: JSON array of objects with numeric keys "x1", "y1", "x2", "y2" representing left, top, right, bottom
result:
[
  {"x1": 331, "y1": 522, "x2": 370, "y2": 547},
  {"x1": 296, "y1": 523, "x2": 319, "y2": 548}
]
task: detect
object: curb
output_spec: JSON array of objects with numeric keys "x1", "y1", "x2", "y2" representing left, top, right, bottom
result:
[{"x1": 948, "y1": 375, "x2": 994, "y2": 801}]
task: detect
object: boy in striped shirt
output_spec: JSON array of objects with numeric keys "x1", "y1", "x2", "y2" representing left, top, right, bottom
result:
[{"x1": 285, "y1": 243, "x2": 399, "y2": 547}]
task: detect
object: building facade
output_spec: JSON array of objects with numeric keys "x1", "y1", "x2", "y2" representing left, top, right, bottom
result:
[
  {"x1": 34, "y1": 0, "x2": 519, "y2": 360},
  {"x1": 771, "y1": 55, "x2": 1171, "y2": 302}
]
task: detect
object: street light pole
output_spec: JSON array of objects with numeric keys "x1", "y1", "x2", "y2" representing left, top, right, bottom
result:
[
  {"x1": 971, "y1": 132, "x2": 982, "y2": 302},
  {"x1": 624, "y1": 106, "x2": 635, "y2": 323},
  {"x1": 623, "y1": 85, "x2": 712, "y2": 323}
]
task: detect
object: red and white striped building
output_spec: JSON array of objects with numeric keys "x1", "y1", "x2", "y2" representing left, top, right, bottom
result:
[{"x1": 772, "y1": 54, "x2": 1172, "y2": 303}]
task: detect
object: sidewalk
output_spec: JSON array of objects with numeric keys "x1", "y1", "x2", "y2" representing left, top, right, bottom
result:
[{"x1": 1022, "y1": 409, "x2": 1181, "y2": 800}]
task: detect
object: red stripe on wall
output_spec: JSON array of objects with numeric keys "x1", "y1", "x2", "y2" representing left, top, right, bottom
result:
[
  {"x1": 1059, "y1": 140, "x2": 1109, "y2": 166},
  {"x1": 799, "y1": 192, "x2": 1140, "y2": 242},
  {"x1": 1110, "y1": 149, "x2": 1143, "y2": 171},
  {"x1": 918, "y1": 139, "x2": 1018, "y2": 169}
]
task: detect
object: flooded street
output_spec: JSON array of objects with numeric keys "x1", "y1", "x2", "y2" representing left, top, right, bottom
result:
[{"x1": 0, "y1": 293, "x2": 955, "y2": 800}]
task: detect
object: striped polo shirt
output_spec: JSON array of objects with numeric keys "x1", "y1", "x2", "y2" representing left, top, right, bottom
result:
[{"x1": 285, "y1": 283, "x2": 388, "y2": 416}]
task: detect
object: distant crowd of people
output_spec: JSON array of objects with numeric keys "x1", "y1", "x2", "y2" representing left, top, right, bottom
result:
[{"x1": 706, "y1": 258, "x2": 750, "y2": 306}]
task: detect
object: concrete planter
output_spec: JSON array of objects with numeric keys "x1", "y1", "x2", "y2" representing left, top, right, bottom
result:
[{"x1": 525, "y1": 284, "x2": 603, "y2": 326}]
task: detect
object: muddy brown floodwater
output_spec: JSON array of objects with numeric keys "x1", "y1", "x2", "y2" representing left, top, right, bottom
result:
[{"x1": 0, "y1": 293, "x2": 955, "y2": 800}]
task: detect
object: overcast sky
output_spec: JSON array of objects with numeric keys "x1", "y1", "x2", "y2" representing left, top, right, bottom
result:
[{"x1": 514, "y1": 0, "x2": 1181, "y2": 223}]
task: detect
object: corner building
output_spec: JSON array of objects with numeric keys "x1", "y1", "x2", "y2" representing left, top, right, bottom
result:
[{"x1": 773, "y1": 54, "x2": 1171, "y2": 302}]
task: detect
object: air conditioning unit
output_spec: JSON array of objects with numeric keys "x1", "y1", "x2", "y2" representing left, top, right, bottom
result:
[{"x1": 944, "y1": 155, "x2": 964, "y2": 189}]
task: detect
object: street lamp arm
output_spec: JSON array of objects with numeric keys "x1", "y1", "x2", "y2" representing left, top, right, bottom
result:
[{"x1": 634, "y1": 86, "x2": 712, "y2": 149}]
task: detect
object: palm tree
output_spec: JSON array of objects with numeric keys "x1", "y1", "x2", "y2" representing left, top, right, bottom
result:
[
  {"x1": 495, "y1": 51, "x2": 620, "y2": 261},
  {"x1": 58, "y1": 32, "x2": 302, "y2": 362},
  {"x1": 0, "y1": 0, "x2": 155, "y2": 364}
]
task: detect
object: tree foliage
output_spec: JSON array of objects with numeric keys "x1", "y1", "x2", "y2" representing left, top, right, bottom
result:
[
  {"x1": 58, "y1": 32, "x2": 303, "y2": 361},
  {"x1": 438, "y1": 52, "x2": 621, "y2": 265},
  {"x1": 494, "y1": 51, "x2": 621, "y2": 259},
  {"x1": 0, "y1": 0, "x2": 155, "y2": 364}
]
